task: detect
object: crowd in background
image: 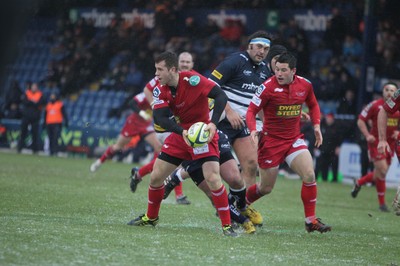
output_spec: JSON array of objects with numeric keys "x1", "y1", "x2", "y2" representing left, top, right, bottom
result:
[{"x1": 1, "y1": 0, "x2": 399, "y2": 174}]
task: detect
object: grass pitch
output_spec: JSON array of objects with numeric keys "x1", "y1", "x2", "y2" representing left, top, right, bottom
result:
[{"x1": 0, "y1": 152, "x2": 399, "y2": 265}]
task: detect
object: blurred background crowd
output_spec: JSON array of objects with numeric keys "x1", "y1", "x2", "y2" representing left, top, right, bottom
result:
[{"x1": 0, "y1": 0, "x2": 399, "y2": 171}]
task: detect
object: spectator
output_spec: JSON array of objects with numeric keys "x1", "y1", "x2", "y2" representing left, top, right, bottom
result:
[
  {"x1": 43, "y1": 92, "x2": 69, "y2": 156},
  {"x1": 315, "y1": 113, "x2": 342, "y2": 182},
  {"x1": 4, "y1": 80, "x2": 23, "y2": 119},
  {"x1": 337, "y1": 89, "x2": 357, "y2": 116},
  {"x1": 17, "y1": 83, "x2": 45, "y2": 154}
]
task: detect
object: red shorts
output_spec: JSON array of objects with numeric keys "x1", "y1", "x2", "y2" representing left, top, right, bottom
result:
[
  {"x1": 258, "y1": 133, "x2": 308, "y2": 168},
  {"x1": 120, "y1": 113, "x2": 154, "y2": 137},
  {"x1": 162, "y1": 132, "x2": 219, "y2": 161},
  {"x1": 368, "y1": 140, "x2": 394, "y2": 164}
]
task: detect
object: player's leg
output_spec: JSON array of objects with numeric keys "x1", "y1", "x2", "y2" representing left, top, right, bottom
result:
[
  {"x1": 202, "y1": 159, "x2": 236, "y2": 236},
  {"x1": 219, "y1": 153, "x2": 262, "y2": 227},
  {"x1": 90, "y1": 134, "x2": 131, "y2": 172},
  {"x1": 373, "y1": 158, "x2": 390, "y2": 212},
  {"x1": 393, "y1": 185, "x2": 400, "y2": 216},
  {"x1": 17, "y1": 118, "x2": 29, "y2": 152},
  {"x1": 163, "y1": 167, "x2": 190, "y2": 199},
  {"x1": 130, "y1": 132, "x2": 161, "y2": 191},
  {"x1": 161, "y1": 166, "x2": 191, "y2": 204},
  {"x1": 128, "y1": 157, "x2": 179, "y2": 226},
  {"x1": 232, "y1": 136, "x2": 258, "y2": 187},
  {"x1": 246, "y1": 166, "x2": 279, "y2": 205},
  {"x1": 30, "y1": 120, "x2": 40, "y2": 153},
  {"x1": 289, "y1": 149, "x2": 331, "y2": 233}
]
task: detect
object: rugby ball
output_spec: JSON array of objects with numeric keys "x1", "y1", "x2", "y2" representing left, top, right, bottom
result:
[{"x1": 187, "y1": 122, "x2": 210, "y2": 148}]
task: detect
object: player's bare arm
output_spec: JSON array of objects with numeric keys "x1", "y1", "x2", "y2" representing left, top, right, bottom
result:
[
  {"x1": 377, "y1": 108, "x2": 390, "y2": 154},
  {"x1": 300, "y1": 112, "x2": 310, "y2": 122},
  {"x1": 225, "y1": 102, "x2": 245, "y2": 129},
  {"x1": 357, "y1": 118, "x2": 375, "y2": 143},
  {"x1": 143, "y1": 87, "x2": 154, "y2": 107},
  {"x1": 314, "y1": 124, "x2": 323, "y2": 148}
]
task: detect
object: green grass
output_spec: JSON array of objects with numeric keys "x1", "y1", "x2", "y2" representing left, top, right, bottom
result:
[{"x1": 0, "y1": 152, "x2": 399, "y2": 266}]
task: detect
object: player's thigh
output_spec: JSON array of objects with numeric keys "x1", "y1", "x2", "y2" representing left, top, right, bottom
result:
[
  {"x1": 144, "y1": 132, "x2": 162, "y2": 153},
  {"x1": 289, "y1": 150, "x2": 315, "y2": 182},
  {"x1": 232, "y1": 136, "x2": 257, "y2": 165},
  {"x1": 150, "y1": 158, "x2": 178, "y2": 186},
  {"x1": 114, "y1": 134, "x2": 131, "y2": 149}
]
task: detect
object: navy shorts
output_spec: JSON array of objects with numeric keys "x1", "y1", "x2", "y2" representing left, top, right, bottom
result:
[{"x1": 217, "y1": 118, "x2": 250, "y2": 146}]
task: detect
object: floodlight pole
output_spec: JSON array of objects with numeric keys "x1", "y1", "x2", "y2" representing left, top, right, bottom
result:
[{"x1": 357, "y1": 0, "x2": 377, "y2": 112}]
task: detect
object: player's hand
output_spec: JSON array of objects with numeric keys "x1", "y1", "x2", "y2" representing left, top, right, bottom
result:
[
  {"x1": 250, "y1": 130, "x2": 259, "y2": 146},
  {"x1": 314, "y1": 125, "x2": 323, "y2": 148},
  {"x1": 391, "y1": 130, "x2": 399, "y2": 140},
  {"x1": 204, "y1": 122, "x2": 217, "y2": 143},
  {"x1": 301, "y1": 112, "x2": 310, "y2": 122},
  {"x1": 226, "y1": 109, "x2": 245, "y2": 129},
  {"x1": 182, "y1": 129, "x2": 191, "y2": 147},
  {"x1": 377, "y1": 140, "x2": 391, "y2": 154},
  {"x1": 366, "y1": 134, "x2": 376, "y2": 143}
]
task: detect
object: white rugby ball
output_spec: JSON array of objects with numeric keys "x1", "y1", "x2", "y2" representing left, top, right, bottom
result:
[{"x1": 187, "y1": 122, "x2": 210, "y2": 148}]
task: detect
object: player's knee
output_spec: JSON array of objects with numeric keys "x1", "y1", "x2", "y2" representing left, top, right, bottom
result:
[
  {"x1": 226, "y1": 176, "x2": 245, "y2": 190},
  {"x1": 204, "y1": 172, "x2": 222, "y2": 188},
  {"x1": 258, "y1": 185, "x2": 273, "y2": 196},
  {"x1": 302, "y1": 168, "x2": 316, "y2": 183}
]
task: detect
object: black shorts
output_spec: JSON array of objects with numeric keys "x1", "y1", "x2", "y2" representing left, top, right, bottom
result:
[{"x1": 217, "y1": 118, "x2": 250, "y2": 145}]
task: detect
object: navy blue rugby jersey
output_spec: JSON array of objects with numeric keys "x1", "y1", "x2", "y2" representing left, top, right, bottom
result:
[{"x1": 209, "y1": 51, "x2": 271, "y2": 120}]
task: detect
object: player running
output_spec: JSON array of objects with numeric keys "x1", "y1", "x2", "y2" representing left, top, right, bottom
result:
[
  {"x1": 128, "y1": 51, "x2": 237, "y2": 236},
  {"x1": 245, "y1": 52, "x2": 331, "y2": 233},
  {"x1": 352, "y1": 82, "x2": 400, "y2": 212}
]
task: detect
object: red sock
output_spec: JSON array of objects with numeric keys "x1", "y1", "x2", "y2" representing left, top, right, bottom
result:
[
  {"x1": 174, "y1": 182, "x2": 183, "y2": 198},
  {"x1": 357, "y1": 172, "x2": 374, "y2": 186},
  {"x1": 100, "y1": 146, "x2": 115, "y2": 163},
  {"x1": 211, "y1": 185, "x2": 231, "y2": 226},
  {"x1": 375, "y1": 178, "x2": 386, "y2": 205},
  {"x1": 138, "y1": 157, "x2": 157, "y2": 179},
  {"x1": 301, "y1": 182, "x2": 317, "y2": 220},
  {"x1": 146, "y1": 184, "x2": 164, "y2": 219},
  {"x1": 245, "y1": 184, "x2": 262, "y2": 205}
]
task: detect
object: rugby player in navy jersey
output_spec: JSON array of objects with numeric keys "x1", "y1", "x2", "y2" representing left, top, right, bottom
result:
[
  {"x1": 209, "y1": 30, "x2": 271, "y2": 226},
  {"x1": 210, "y1": 30, "x2": 271, "y2": 188}
]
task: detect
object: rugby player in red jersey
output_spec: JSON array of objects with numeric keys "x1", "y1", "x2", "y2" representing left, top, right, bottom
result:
[
  {"x1": 128, "y1": 52, "x2": 196, "y2": 205},
  {"x1": 352, "y1": 82, "x2": 400, "y2": 212},
  {"x1": 377, "y1": 82, "x2": 400, "y2": 216},
  {"x1": 128, "y1": 51, "x2": 236, "y2": 236},
  {"x1": 245, "y1": 52, "x2": 331, "y2": 233}
]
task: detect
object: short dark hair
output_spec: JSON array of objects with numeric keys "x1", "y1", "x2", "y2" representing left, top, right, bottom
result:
[
  {"x1": 155, "y1": 51, "x2": 178, "y2": 69},
  {"x1": 247, "y1": 30, "x2": 272, "y2": 43},
  {"x1": 383, "y1": 81, "x2": 399, "y2": 90},
  {"x1": 276, "y1": 52, "x2": 297, "y2": 69}
]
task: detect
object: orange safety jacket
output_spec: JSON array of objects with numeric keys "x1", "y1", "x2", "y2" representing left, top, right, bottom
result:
[
  {"x1": 26, "y1": 90, "x2": 43, "y2": 103},
  {"x1": 45, "y1": 101, "x2": 64, "y2": 124}
]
